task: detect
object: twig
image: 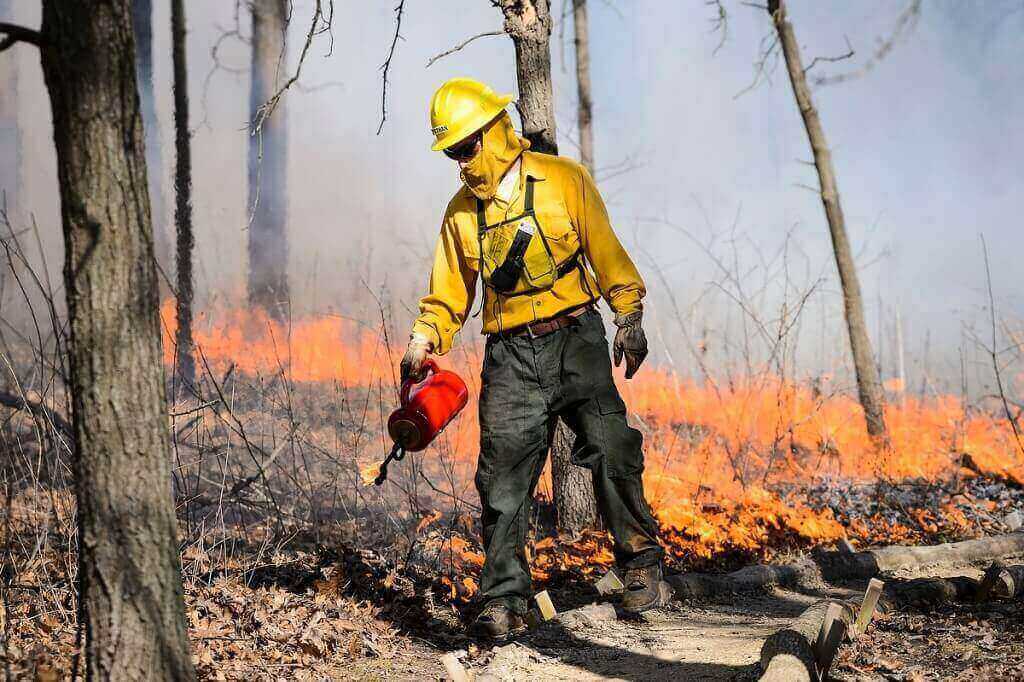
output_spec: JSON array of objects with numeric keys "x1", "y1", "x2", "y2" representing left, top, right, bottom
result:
[
  {"x1": 980, "y1": 234, "x2": 1024, "y2": 458},
  {"x1": 814, "y1": 0, "x2": 922, "y2": 87},
  {"x1": 706, "y1": 0, "x2": 728, "y2": 55},
  {"x1": 0, "y1": 22, "x2": 43, "y2": 52},
  {"x1": 426, "y1": 30, "x2": 504, "y2": 68},
  {"x1": 804, "y1": 35, "x2": 854, "y2": 74},
  {"x1": 377, "y1": 0, "x2": 406, "y2": 135}
]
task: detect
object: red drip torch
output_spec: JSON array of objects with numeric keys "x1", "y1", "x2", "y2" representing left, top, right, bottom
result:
[{"x1": 375, "y1": 360, "x2": 469, "y2": 485}]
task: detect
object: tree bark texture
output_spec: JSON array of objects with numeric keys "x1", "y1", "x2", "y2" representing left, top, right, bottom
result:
[
  {"x1": 759, "y1": 600, "x2": 854, "y2": 682},
  {"x1": 550, "y1": 418, "x2": 599, "y2": 533},
  {"x1": 131, "y1": 0, "x2": 170, "y2": 273},
  {"x1": 0, "y1": 0, "x2": 19, "y2": 213},
  {"x1": 38, "y1": 2, "x2": 195, "y2": 679},
  {"x1": 172, "y1": 0, "x2": 195, "y2": 386},
  {"x1": 498, "y1": 0, "x2": 558, "y2": 155},
  {"x1": 572, "y1": 0, "x2": 594, "y2": 174},
  {"x1": 769, "y1": 0, "x2": 889, "y2": 443},
  {"x1": 247, "y1": 0, "x2": 289, "y2": 317}
]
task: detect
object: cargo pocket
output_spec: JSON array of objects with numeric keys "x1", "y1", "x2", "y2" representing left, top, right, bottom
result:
[{"x1": 594, "y1": 389, "x2": 644, "y2": 479}]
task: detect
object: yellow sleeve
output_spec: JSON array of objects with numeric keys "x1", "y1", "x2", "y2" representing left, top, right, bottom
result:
[
  {"x1": 568, "y1": 164, "x2": 646, "y2": 315},
  {"x1": 411, "y1": 211, "x2": 477, "y2": 355}
]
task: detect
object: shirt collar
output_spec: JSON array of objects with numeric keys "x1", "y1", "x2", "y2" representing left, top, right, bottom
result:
[{"x1": 521, "y1": 151, "x2": 546, "y2": 181}]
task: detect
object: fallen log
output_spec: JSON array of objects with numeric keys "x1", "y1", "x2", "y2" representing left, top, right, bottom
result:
[
  {"x1": 978, "y1": 561, "x2": 1024, "y2": 601},
  {"x1": 667, "y1": 556, "x2": 824, "y2": 598},
  {"x1": 881, "y1": 575, "x2": 981, "y2": 611},
  {"x1": 759, "y1": 599, "x2": 855, "y2": 682},
  {"x1": 817, "y1": 532, "x2": 1024, "y2": 580},
  {"x1": 668, "y1": 533, "x2": 1024, "y2": 601}
]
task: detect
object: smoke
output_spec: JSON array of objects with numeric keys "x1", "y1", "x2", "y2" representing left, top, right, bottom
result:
[{"x1": 2, "y1": 1, "x2": 1022, "y2": 392}]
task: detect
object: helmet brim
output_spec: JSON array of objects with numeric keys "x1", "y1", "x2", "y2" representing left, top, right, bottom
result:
[{"x1": 431, "y1": 94, "x2": 513, "y2": 152}]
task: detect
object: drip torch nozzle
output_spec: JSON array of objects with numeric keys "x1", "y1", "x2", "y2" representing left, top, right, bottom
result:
[{"x1": 374, "y1": 442, "x2": 406, "y2": 486}]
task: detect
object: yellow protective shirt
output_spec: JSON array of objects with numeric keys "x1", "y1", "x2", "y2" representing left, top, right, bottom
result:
[{"x1": 412, "y1": 151, "x2": 646, "y2": 354}]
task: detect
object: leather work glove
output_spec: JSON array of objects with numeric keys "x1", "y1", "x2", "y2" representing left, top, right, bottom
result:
[
  {"x1": 613, "y1": 311, "x2": 648, "y2": 380},
  {"x1": 400, "y1": 332, "x2": 433, "y2": 382}
]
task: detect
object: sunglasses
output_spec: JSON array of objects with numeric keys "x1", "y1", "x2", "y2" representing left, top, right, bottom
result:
[{"x1": 443, "y1": 131, "x2": 482, "y2": 162}]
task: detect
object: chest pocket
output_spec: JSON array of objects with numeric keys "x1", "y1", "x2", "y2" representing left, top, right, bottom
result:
[{"x1": 477, "y1": 177, "x2": 558, "y2": 295}]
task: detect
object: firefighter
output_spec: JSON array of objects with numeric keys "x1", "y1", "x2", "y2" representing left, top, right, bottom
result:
[{"x1": 402, "y1": 77, "x2": 664, "y2": 641}]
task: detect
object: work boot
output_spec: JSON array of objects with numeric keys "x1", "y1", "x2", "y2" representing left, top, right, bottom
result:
[
  {"x1": 469, "y1": 600, "x2": 527, "y2": 642},
  {"x1": 620, "y1": 562, "x2": 664, "y2": 614}
]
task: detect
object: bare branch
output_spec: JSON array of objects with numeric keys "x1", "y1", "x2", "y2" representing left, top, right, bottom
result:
[
  {"x1": 980, "y1": 234, "x2": 1024, "y2": 458},
  {"x1": 377, "y1": 0, "x2": 406, "y2": 135},
  {"x1": 706, "y1": 0, "x2": 728, "y2": 56},
  {"x1": 252, "y1": 0, "x2": 333, "y2": 133},
  {"x1": 426, "y1": 30, "x2": 504, "y2": 68},
  {"x1": 814, "y1": 0, "x2": 922, "y2": 87},
  {"x1": 0, "y1": 22, "x2": 43, "y2": 52},
  {"x1": 804, "y1": 35, "x2": 854, "y2": 74},
  {"x1": 734, "y1": 31, "x2": 780, "y2": 99}
]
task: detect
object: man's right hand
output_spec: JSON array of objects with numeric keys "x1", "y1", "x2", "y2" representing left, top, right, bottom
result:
[{"x1": 400, "y1": 333, "x2": 433, "y2": 382}]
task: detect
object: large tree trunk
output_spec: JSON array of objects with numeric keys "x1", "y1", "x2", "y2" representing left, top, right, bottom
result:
[
  {"x1": 131, "y1": 0, "x2": 170, "y2": 275},
  {"x1": 498, "y1": 0, "x2": 558, "y2": 154},
  {"x1": 495, "y1": 0, "x2": 597, "y2": 534},
  {"x1": 769, "y1": 0, "x2": 889, "y2": 444},
  {"x1": 172, "y1": 0, "x2": 195, "y2": 387},
  {"x1": 572, "y1": 0, "x2": 594, "y2": 174},
  {"x1": 38, "y1": 1, "x2": 195, "y2": 679},
  {"x1": 0, "y1": 0, "x2": 18, "y2": 214},
  {"x1": 247, "y1": 0, "x2": 289, "y2": 317}
]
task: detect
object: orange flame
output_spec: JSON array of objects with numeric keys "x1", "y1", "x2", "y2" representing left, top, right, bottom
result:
[{"x1": 162, "y1": 300, "x2": 1024, "y2": 573}]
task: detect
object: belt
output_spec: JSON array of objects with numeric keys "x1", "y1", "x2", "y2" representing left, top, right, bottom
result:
[{"x1": 497, "y1": 304, "x2": 594, "y2": 339}]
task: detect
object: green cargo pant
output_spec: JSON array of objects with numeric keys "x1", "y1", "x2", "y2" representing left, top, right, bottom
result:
[{"x1": 476, "y1": 307, "x2": 663, "y2": 614}]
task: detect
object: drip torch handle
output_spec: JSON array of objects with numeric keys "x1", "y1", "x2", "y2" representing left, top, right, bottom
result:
[
  {"x1": 374, "y1": 442, "x2": 405, "y2": 486},
  {"x1": 399, "y1": 358, "x2": 438, "y2": 406}
]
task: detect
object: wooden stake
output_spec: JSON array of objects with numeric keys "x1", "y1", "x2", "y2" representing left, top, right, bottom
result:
[
  {"x1": 535, "y1": 590, "x2": 557, "y2": 621},
  {"x1": 818, "y1": 613, "x2": 848, "y2": 678},
  {"x1": 854, "y1": 578, "x2": 884, "y2": 635},
  {"x1": 439, "y1": 653, "x2": 469, "y2": 682},
  {"x1": 595, "y1": 569, "x2": 624, "y2": 595}
]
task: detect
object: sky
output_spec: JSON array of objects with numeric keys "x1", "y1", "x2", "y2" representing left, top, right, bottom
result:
[{"x1": 3, "y1": 0, "x2": 1022, "y2": 390}]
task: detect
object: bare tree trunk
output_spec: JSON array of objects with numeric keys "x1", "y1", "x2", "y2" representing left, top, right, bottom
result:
[
  {"x1": 498, "y1": 0, "x2": 558, "y2": 154},
  {"x1": 550, "y1": 422, "x2": 599, "y2": 533},
  {"x1": 172, "y1": 0, "x2": 195, "y2": 387},
  {"x1": 38, "y1": 1, "x2": 195, "y2": 678},
  {"x1": 572, "y1": 0, "x2": 594, "y2": 174},
  {"x1": 494, "y1": 0, "x2": 597, "y2": 534},
  {"x1": 769, "y1": 0, "x2": 890, "y2": 444},
  {"x1": 248, "y1": 0, "x2": 289, "y2": 317},
  {"x1": 0, "y1": 0, "x2": 18, "y2": 213},
  {"x1": 131, "y1": 0, "x2": 170, "y2": 275}
]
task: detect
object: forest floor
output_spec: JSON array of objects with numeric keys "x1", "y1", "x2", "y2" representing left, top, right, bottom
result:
[{"x1": 338, "y1": 568, "x2": 1024, "y2": 682}]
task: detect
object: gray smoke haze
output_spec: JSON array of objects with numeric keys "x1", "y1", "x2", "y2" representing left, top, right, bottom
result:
[{"x1": 2, "y1": 1, "x2": 1022, "y2": 392}]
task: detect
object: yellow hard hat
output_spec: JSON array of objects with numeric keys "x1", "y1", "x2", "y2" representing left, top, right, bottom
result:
[{"x1": 429, "y1": 77, "x2": 513, "y2": 152}]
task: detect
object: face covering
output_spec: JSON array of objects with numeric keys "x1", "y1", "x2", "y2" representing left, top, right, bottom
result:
[{"x1": 459, "y1": 112, "x2": 530, "y2": 201}]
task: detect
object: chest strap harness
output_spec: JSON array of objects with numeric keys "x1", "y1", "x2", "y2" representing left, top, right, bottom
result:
[{"x1": 476, "y1": 177, "x2": 582, "y2": 294}]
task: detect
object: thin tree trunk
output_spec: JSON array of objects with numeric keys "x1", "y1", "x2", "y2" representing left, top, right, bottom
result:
[
  {"x1": 38, "y1": 1, "x2": 195, "y2": 678},
  {"x1": 550, "y1": 421, "x2": 599, "y2": 533},
  {"x1": 131, "y1": 0, "x2": 170, "y2": 275},
  {"x1": 572, "y1": 0, "x2": 594, "y2": 174},
  {"x1": 496, "y1": 0, "x2": 597, "y2": 533},
  {"x1": 247, "y1": 0, "x2": 289, "y2": 317},
  {"x1": 499, "y1": 0, "x2": 558, "y2": 154},
  {"x1": 769, "y1": 0, "x2": 889, "y2": 444},
  {"x1": 172, "y1": 0, "x2": 195, "y2": 387},
  {"x1": 0, "y1": 0, "x2": 18, "y2": 214}
]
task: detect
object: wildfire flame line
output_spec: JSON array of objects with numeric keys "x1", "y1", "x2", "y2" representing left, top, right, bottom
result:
[{"x1": 161, "y1": 300, "x2": 1024, "y2": 578}]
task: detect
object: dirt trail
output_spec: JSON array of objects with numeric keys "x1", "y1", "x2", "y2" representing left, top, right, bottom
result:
[{"x1": 459, "y1": 589, "x2": 831, "y2": 681}]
